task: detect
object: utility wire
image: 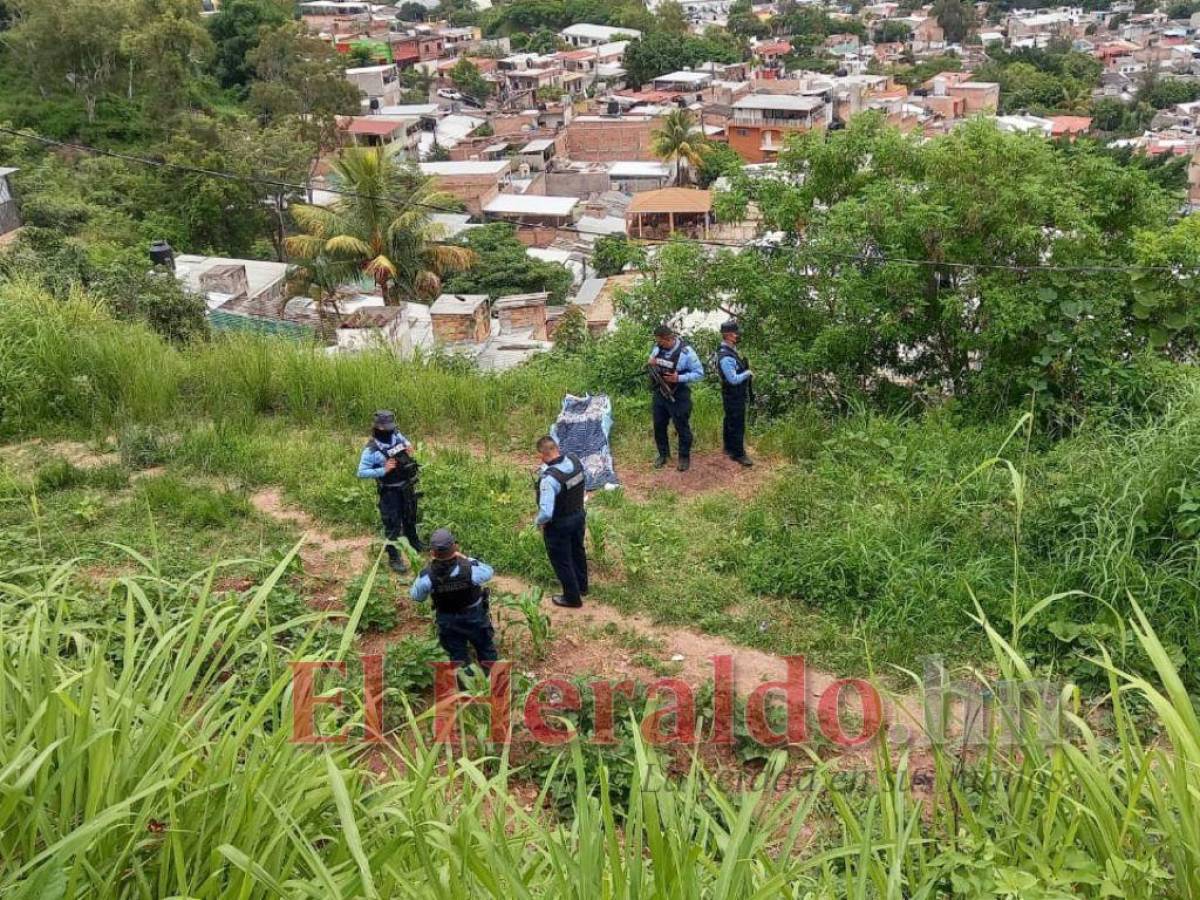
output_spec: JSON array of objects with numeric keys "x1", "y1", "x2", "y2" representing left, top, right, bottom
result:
[{"x1": 3, "y1": 124, "x2": 1197, "y2": 274}]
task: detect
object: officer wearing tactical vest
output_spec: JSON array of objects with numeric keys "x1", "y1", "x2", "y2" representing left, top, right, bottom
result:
[
  {"x1": 717, "y1": 320, "x2": 754, "y2": 467},
  {"x1": 357, "y1": 410, "x2": 423, "y2": 574},
  {"x1": 409, "y1": 528, "x2": 498, "y2": 672},
  {"x1": 534, "y1": 435, "x2": 589, "y2": 609},
  {"x1": 648, "y1": 324, "x2": 704, "y2": 472}
]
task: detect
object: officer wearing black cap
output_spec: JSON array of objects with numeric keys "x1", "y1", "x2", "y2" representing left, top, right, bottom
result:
[
  {"x1": 357, "y1": 410, "x2": 423, "y2": 573},
  {"x1": 648, "y1": 323, "x2": 704, "y2": 472},
  {"x1": 410, "y1": 528, "x2": 498, "y2": 672},
  {"x1": 534, "y1": 435, "x2": 588, "y2": 608},
  {"x1": 717, "y1": 321, "x2": 754, "y2": 467}
]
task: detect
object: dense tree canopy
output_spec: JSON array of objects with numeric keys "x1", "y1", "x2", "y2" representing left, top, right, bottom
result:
[
  {"x1": 623, "y1": 32, "x2": 741, "y2": 87},
  {"x1": 626, "y1": 115, "x2": 1199, "y2": 424},
  {"x1": 443, "y1": 224, "x2": 574, "y2": 302}
]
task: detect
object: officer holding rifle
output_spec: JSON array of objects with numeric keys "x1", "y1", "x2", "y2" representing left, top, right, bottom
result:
[
  {"x1": 647, "y1": 323, "x2": 704, "y2": 472},
  {"x1": 357, "y1": 410, "x2": 423, "y2": 573}
]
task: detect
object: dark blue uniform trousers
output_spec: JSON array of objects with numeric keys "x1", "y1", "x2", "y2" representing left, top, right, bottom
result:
[
  {"x1": 435, "y1": 600, "x2": 498, "y2": 671},
  {"x1": 543, "y1": 510, "x2": 588, "y2": 604},
  {"x1": 378, "y1": 485, "x2": 421, "y2": 561},
  {"x1": 722, "y1": 389, "x2": 748, "y2": 459},
  {"x1": 652, "y1": 388, "x2": 693, "y2": 459}
]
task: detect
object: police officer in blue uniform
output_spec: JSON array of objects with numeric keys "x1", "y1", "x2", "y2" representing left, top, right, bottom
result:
[
  {"x1": 648, "y1": 324, "x2": 704, "y2": 472},
  {"x1": 534, "y1": 435, "x2": 588, "y2": 609},
  {"x1": 410, "y1": 528, "x2": 498, "y2": 672},
  {"x1": 717, "y1": 320, "x2": 754, "y2": 467},
  {"x1": 357, "y1": 410, "x2": 422, "y2": 573}
]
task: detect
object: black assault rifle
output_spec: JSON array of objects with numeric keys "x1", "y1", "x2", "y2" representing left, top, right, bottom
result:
[{"x1": 645, "y1": 363, "x2": 676, "y2": 403}]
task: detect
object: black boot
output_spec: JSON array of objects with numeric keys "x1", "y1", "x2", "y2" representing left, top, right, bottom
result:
[
  {"x1": 677, "y1": 457, "x2": 690, "y2": 472},
  {"x1": 653, "y1": 454, "x2": 668, "y2": 469}
]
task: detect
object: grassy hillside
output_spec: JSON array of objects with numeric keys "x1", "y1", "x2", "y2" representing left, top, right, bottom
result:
[{"x1": 5, "y1": 280, "x2": 1200, "y2": 896}]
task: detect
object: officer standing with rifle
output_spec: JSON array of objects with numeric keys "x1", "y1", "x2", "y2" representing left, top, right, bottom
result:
[
  {"x1": 647, "y1": 324, "x2": 704, "y2": 472},
  {"x1": 410, "y1": 528, "x2": 497, "y2": 673},
  {"x1": 534, "y1": 435, "x2": 589, "y2": 609},
  {"x1": 717, "y1": 320, "x2": 754, "y2": 467},
  {"x1": 357, "y1": 410, "x2": 423, "y2": 574}
]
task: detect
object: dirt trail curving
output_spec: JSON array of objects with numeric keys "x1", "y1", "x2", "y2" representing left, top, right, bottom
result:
[
  {"x1": 249, "y1": 490, "x2": 931, "y2": 740},
  {"x1": 250, "y1": 489, "x2": 374, "y2": 580}
]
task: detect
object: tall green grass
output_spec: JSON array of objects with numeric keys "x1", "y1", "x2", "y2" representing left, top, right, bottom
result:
[
  {"x1": 4, "y1": 553, "x2": 1200, "y2": 897},
  {"x1": 0, "y1": 281, "x2": 722, "y2": 447}
]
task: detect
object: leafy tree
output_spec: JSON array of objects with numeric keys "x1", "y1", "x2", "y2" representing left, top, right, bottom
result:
[
  {"x1": 696, "y1": 141, "x2": 743, "y2": 187},
  {"x1": 348, "y1": 43, "x2": 375, "y2": 66},
  {"x1": 651, "y1": 109, "x2": 706, "y2": 185},
  {"x1": 449, "y1": 59, "x2": 493, "y2": 102},
  {"x1": 1139, "y1": 75, "x2": 1200, "y2": 109},
  {"x1": 874, "y1": 20, "x2": 912, "y2": 43},
  {"x1": 96, "y1": 259, "x2": 210, "y2": 344},
  {"x1": 525, "y1": 27, "x2": 561, "y2": 55},
  {"x1": 397, "y1": 1, "x2": 428, "y2": 21},
  {"x1": 286, "y1": 147, "x2": 476, "y2": 304},
  {"x1": 592, "y1": 234, "x2": 646, "y2": 276},
  {"x1": 623, "y1": 32, "x2": 739, "y2": 88},
  {"x1": 221, "y1": 120, "x2": 318, "y2": 261},
  {"x1": 443, "y1": 223, "x2": 573, "y2": 301},
  {"x1": 642, "y1": 115, "x2": 1193, "y2": 420},
  {"x1": 3, "y1": 0, "x2": 133, "y2": 123},
  {"x1": 206, "y1": 0, "x2": 288, "y2": 90},
  {"x1": 656, "y1": 0, "x2": 691, "y2": 34},
  {"x1": 932, "y1": 0, "x2": 973, "y2": 43},
  {"x1": 122, "y1": 0, "x2": 213, "y2": 120},
  {"x1": 247, "y1": 24, "x2": 362, "y2": 148},
  {"x1": 553, "y1": 303, "x2": 589, "y2": 351}
]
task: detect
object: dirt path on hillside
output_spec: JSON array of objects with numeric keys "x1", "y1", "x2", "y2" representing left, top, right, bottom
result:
[{"x1": 249, "y1": 489, "x2": 932, "y2": 741}]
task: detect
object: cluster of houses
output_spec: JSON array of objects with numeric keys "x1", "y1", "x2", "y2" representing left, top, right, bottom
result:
[{"x1": 11, "y1": 1, "x2": 1197, "y2": 363}]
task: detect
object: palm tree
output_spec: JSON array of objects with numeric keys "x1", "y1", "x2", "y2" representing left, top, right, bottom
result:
[
  {"x1": 651, "y1": 109, "x2": 707, "y2": 186},
  {"x1": 286, "y1": 146, "x2": 476, "y2": 305}
]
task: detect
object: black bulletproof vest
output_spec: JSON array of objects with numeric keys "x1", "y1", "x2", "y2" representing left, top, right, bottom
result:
[
  {"x1": 717, "y1": 343, "x2": 749, "y2": 396},
  {"x1": 540, "y1": 454, "x2": 586, "y2": 519},
  {"x1": 423, "y1": 559, "x2": 481, "y2": 613},
  {"x1": 650, "y1": 340, "x2": 691, "y2": 396},
  {"x1": 369, "y1": 437, "x2": 414, "y2": 488}
]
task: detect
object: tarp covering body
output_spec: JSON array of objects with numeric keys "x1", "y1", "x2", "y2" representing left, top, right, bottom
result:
[{"x1": 550, "y1": 394, "x2": 618, "y2": 490}]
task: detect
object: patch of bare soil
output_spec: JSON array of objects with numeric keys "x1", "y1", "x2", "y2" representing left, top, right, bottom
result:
[
  {"x1": 0, "y1": 438, "x2": 119, "y2": 470},
  {"x1": 615, "y1": 449, "x2": 780, "y2": 502},
  {"x1": 250, "y1": 489, "x2": 374, "y2": 583}
]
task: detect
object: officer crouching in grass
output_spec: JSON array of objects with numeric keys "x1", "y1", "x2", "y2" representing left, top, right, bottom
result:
[
  {"x1": 534, "y1": 436, "x2": 588, "y2": 609},
  {"x1": 357, "y1": 410, "x2": 423, "y2": 573},
  {"x1": 410, "y1": 528, "x2": 498, "y2": 673}
]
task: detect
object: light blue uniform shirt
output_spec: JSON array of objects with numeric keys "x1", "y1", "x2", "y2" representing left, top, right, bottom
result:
[
  {"x1": 410, "y1": 558, "x2": 495, "y2": 602},
  {"x1": 718, "y1": 342, "x2": 752, "y2": 386},
  {"x1": 536, "y1": 455, "x2": 583, "y2": 526},
  {"x1": 649, "y1": 339, "x2": 704, "y2": 383},
  {"x1": 357, "y1": 431, "x2": 412, "y2": 480}
]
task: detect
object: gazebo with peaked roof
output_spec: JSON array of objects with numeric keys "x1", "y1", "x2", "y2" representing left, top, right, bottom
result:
[{"x1": 626, "y1": 188, "x2": 713, "y2": 240}]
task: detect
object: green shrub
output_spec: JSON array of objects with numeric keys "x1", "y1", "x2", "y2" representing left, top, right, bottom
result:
[{"x1": 343, "y1": 572, "x2": 400, "y2": 633}]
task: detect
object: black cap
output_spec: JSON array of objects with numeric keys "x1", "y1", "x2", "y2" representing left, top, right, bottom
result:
[
  {"x1": 720, "y1": 320, "x2": 740, "y2": 335},
  {"x1": 429, "y1": 528, "x2": 456, "y2": 553},
  {"x1": 653, "y1": 323, "x2": 674, "y2": 337},
  {"x1": 372, "y1": 410, "x2": 396, "y2": 430}
]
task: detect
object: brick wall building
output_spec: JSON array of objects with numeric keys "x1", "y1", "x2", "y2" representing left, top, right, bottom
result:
[{"x1": 563, "y1": 116, "x2": 658, "y2": 161}]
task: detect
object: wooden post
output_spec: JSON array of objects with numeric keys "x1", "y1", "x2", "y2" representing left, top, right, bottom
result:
[{"x1": 668, "y1": 211, "x2": 675, "y2": 234}]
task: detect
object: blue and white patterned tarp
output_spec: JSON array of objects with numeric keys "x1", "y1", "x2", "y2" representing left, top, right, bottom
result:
[{"x1": 550, "y1": 394, "x2": 619, "y2": 490}]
